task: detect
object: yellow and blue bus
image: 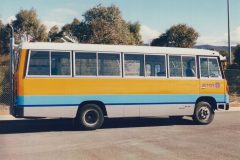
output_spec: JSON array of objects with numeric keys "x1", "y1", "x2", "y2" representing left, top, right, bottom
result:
[{"x1": 11, "y1": 42, "x2": 229, "y2": 129}]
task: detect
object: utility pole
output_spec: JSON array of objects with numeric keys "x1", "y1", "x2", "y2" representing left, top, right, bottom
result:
[{"x1": 227, "y1": 0, "x2": 232, "y2": 64}]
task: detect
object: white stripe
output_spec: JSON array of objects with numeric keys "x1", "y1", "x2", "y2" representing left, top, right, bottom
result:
[
  {"x1": 24, "y1": 106, "x2": 78, "y2": 118},
  {"x1": 106, "y1": 104, "x2": 194, "y2": 118}
]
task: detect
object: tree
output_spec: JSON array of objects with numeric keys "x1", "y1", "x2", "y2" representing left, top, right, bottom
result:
[
  {"x1": 60, "y1": 5, "x2": 142, "y2": 45},
  {"x1": 0, "y1": 20, "x2": 11, "y2": 54},
  {"x1": 82, "y1": 5, "x2": 131, "y2": 44},
  {"x1": 128, "y1": 22, "x2": 142, "y2": 45},
  {"x1": 61, "y1": 18, "x2": 82, "y2": 42},
  {"x1": 48, "y1": 25, "x2": 62, "y2": 42},
  {"x1": 0, "y1": 20, "x2": 4, "y2": 54},
  {"x1": 12, "y1": 9, "x2": 48, "y2": 43},
  {"x1": 233, "y1": 44, "x2": 240, "y2": 65},
  {"x1": 151, "y1": 24, "x2": 199, "y2": 48},
  {"x1": 219, "y1": 50, "x2": 229, "y2": 63}
]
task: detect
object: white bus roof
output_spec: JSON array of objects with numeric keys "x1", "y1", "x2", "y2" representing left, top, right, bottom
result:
[{"x1": 20, "y1": 42, "x2": 220, "y2": 56}]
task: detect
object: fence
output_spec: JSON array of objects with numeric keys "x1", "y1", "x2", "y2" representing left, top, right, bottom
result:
[{"x1": 0, "y1": 56, "x2": 12, "y2": 115}]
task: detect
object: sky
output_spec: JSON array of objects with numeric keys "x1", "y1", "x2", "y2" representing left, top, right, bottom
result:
[{"x1": 0, "y1": 0, "x2": 239, "y2": 46}]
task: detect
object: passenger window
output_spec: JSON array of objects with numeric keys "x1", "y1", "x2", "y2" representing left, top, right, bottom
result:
[
  {"x1": 145, "y1": 55, "x2": 166, "y2": 77},
  {"x1": 124, "y1": 54, "x2": 144, "y2": 76},
  {"x1": 28, "y1": 51, "x2": 50, "y2": 76},
  {"x1": 169, "y1": 56, "x2": 182, "y2": 77},
  {"x1": 98, "y1": 53, "x2": 121, "y2": 76},
  {"x1": 75, "y1": 52, "x2": 97, "y2": 76},
  {"x1": 182, "y1": 56, "x2": 196, "y2": 77},
  {"x1": 51, "y1": 52, "x2": 71, "y2": 76},
  {"x1": 200, "y1": 57, "x2": 222, "y2": 78}
]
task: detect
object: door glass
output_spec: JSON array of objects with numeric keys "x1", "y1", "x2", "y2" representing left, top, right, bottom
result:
[
  {"x1": 200, "y1": 58, "x2": 208, "y2": 77},
  {"x1": 209, "y1": 58, "x2": 221, "y2": 78}
]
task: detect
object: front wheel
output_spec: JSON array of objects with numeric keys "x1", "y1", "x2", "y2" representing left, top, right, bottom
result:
[
  {"x1": 76, "y1": 104, "x2": 104, "y2": 130},
  {"x1": 193, "y1": 102, "x2": 214, "y2": 125}
]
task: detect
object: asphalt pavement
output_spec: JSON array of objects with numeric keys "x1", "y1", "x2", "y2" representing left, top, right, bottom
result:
[{"x1": 0, "y1": 110, "x2": 240, "y2": 160}]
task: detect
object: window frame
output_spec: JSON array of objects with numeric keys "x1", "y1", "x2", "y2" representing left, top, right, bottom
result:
[
  {"x1": 73, "y1": 51, "x2": 122, "y2": 78},
  {"x1": 123, "y1": 53, "x2": 145, "y2": 78},
  {"x1": 199, "y1": 56, "x2": 223, "y2": 79},
  {"x1": 181, "y1": 55, "x2": 197, "y2": 79},
  {"x1": 26, "y1": 49, "x2": 50, "y2": 78},
  {"x1": 73, "y1": 51, "x2": 97, "y2": 77},
  {"x1": 97, "y1": 51, "x2": 122, "y2": 77},
  {"x1": 50, "y1": 50, "x2": 72, "y2": 77},
  {"x1": 168, "y1": 55, "x2": 197, "y2": 79},
  {"x1": 26, "y1": 50, "x2": 72, "y2": 78},
  {"x1": 144, "y1": 53, "x2": 167, "y2": 79}
]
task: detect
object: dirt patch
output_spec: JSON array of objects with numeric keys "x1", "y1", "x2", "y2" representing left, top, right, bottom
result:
[{"x1": 230, "y1": 95, "x2": 240, "y2": 107}]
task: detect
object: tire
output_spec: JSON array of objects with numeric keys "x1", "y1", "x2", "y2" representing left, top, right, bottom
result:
[
  {"x1": 76, "y1": 104, "x2": 104, "y2": 130},
  {"x1": 193, "y1": 101, "x2": 214, "y2": 125}
]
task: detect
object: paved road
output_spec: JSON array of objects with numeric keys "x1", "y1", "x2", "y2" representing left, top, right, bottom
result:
[{"x1": 0, "y1": 111, "x2": 240, "y2": 160}]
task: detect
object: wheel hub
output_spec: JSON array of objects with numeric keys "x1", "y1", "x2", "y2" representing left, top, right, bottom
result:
[
  {"x1": 198, "y1": 106, "x2": 210, "y2": 120},
  {"x1": 84, "y1": 110, "x2": 98, "y2": 125}
]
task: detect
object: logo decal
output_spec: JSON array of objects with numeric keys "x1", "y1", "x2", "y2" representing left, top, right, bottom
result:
[{"x1": 202, "y1": 82, "x2": 220, "y2": 89}]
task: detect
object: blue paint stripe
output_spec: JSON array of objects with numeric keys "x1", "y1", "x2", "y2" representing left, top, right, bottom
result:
[
  {"x1": 16, "y1": 102, "x2": 198, "y2": 107},
  {"x1": 16, "y1": 94, "x2": 226, "y2": 107}
]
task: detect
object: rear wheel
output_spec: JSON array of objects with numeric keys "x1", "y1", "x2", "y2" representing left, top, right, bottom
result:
[
  {"x1": 193, "y1": 101, "x2": 214, "y2": 125},
  {"x1": 76, "y1": 104, "x2": 104, "y2": 130}
]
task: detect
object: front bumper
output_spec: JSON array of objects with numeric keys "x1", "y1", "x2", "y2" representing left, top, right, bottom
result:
[{"x1": 217, "y1": 103, "x2": 229, "y2": 110}]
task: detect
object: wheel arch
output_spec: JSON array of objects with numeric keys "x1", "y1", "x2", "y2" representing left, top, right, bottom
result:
[
  {"x1": 195, "y1": 96, "x2": 217, "y2": 111},
  {"x1": 76, "y1": 100, "x2": 107, "y2": 117}
]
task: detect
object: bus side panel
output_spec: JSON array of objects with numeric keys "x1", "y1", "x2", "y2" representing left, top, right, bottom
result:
[
  {"x1": 17, "y1": 78, "x2": 201, "y2": 118},
  {"x1": 199, "y1": 79, "x2": 226, "y2": 102}
]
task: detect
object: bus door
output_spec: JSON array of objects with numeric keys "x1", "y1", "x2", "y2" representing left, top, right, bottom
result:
[{"x1": 199, "y1": 56, "x2": 225, "y2": 98}]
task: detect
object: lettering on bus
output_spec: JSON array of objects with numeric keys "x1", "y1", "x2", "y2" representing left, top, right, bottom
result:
[{"x1": 201, "y1": 82, "x2": 220, "y2": 89}]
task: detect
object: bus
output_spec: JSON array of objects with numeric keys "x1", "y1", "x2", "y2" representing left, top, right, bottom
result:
[{"x1": 10, "y1": 42, "x2": 229, "y2": 130}]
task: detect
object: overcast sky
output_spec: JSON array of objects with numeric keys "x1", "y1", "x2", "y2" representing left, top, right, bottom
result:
[{"x1": 0, "y1": 0, "x2": 239, "y2": 46}]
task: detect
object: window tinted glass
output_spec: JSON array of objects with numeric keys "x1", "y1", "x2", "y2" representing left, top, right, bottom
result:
[
  {"x1": 124, "y1": 54, "x2": 144, "y2": 76},
  {"x1": 75, "y1": 52, "x2": 96, "y2": 76},
  {"x1": 182, "y1": 56, "x2": 196, "y2": 77},
  {"x1": 209, "y1": 58, "x2": 221, "y2": 78},
  {"x1": 145, "y1": 55, "x2": 166, "y2": 77},
  {"x1": 98, "y1": 53, "x2": 121, "y2": 76},
  {"x1": 28, "y1": 51, "x2": 50, "y2": 75},
  {"x1": 51, "y1": 52, "x2": 71, "y2": 76},
  {"x1": 169, "y1": 56, "x2": 182, "y2": 77}
]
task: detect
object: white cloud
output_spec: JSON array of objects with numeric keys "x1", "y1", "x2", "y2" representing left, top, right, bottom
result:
[
  {"x1": 197, "y1": 26, "x2": 240, "y2": 46},
  {"x1": 231, "y1": 26, "x2": 240, "y2": 45},
  {"x1": 3, "y1": 15, "x2": 16, "y2": 24},
  {"x1": 197, "y1": 35, "x2": 226, "y2": 46},
  {"x1": 43, "y1": 8, "x2": 80, "y2": 31},
  {"x1": 42, "y1": 20, "x2": 65, "y2": 31},
  {"x1": 140, "y1": 25, "x2": 161, "y2": 44}
]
